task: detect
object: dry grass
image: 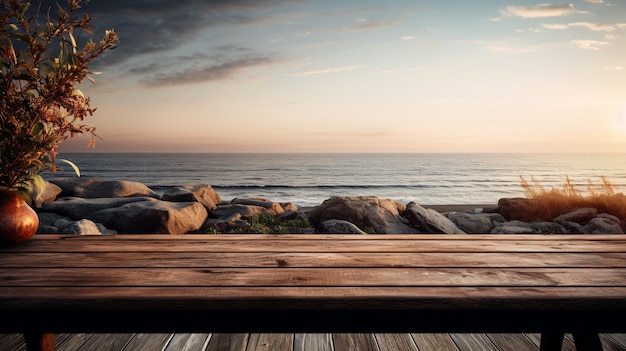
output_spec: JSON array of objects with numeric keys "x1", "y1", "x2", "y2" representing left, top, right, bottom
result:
[{"x1": 519, "y1": 175, "x2": 626, "y2": 221}]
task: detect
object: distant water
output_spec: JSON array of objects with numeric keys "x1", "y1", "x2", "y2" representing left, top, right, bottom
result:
[{"x1": 47, "y1": 153, "x2": 626, "y2": 207}]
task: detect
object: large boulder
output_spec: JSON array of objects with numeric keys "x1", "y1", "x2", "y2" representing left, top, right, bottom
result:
[
  {"x1": 161, "y1": 184, "x2": 222, "y2": 210},
  {"x1": 496, "y1": 197, "x2": 537, "y2": 221},
  {"x1": 41, "y1": 197, "x2": 153, "y2": 220},
  {"x1": 48, "y1": 177, "x2": 158, "y2": 198},
  {"x1": 41, "y1": 197, "x2": 208, "y2": 234},
  {"x1": 583, "y1": 214, "x2": 624, "y2": 234},
  {"x1": 89, "y1": 198, "x2": 208, "y2": 234},
  {"x1": 308, "y1": 196, "x2": 415, "y2": 234},
  {"x1": 31, "y1": 181, "x2": 62, "y2": 208},
  {"x1": 403, "y1": 202, "x2": 465, "y2": 234}
]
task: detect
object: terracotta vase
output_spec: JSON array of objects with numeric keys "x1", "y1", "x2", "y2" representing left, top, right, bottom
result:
[{"x1": 0, "y1": 187, "x2": 39, "y2": 245}]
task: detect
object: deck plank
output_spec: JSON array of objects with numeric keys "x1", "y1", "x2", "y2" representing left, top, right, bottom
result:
[
  {"x1": 293, "y1": 334, "x2": 333, "y2": 351},
  {"x1": 162, "y1": 333, "x2": 210, "y2": 351},
  {"x1": 450, "y1": 334, "x2": 499, "y2": 351},
  {"x1": 374, "y1": 333, "x2": 419, "y2": 351},
  {"x1": 333, "y1": 333, "x2": 379, "y2": 351},
  {"x1": 411, "y1": 333, "x2": 460, "y2": 351},
  {"x1": 205, "y1": 333, "x2": 248, "y2": 351},
  {"x1": 118, "y1": 333, "x2": 171, "y2": 351},
  {"x1": 486, "y1": 333, "x2": 539, "y2": 351},
  {"x1": 246, "y1": 334, "x2": 293, "y2": 351},
  {"x1": 75, "y1": 333, "x2": 134, "y2": 351}
]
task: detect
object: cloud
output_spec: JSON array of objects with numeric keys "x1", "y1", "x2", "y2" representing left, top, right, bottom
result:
[
  {"x1": 605, "y1": 66, "x2": 624, "y2": 70},
  {"x1": 344, "y1": 17, "x2": 400, "y2": 32},
  {"x1": 127, "y1": 46, "x2": 283, "y2": 87},
  {"x1": 585, "y1": 0, "x2": 604, "y2": 3},
  {"x1": 49, "y1": 0, "x2": 294, "y2": 69},
  {"x1": 571, "y1": 39, "x2": 610, "y2": 50},
  {"x1": 295, "y1": 65, "x2": 367, "y2": 76},
  {"x1": 401, "y1": 36, "x2": 415, "y2": 40},
  {"x1": 498, "y1": 4, "x2": 582, "y2": 19},
  {"x1": 542, "y1": 22, "x2": 616, "y2": 31}
]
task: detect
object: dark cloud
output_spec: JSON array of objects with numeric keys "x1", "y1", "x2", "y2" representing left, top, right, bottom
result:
[
  {"x1": 34, "y1": 0, "x2": 292, "y2": 83},
  {"x1": 127, "y1": 46, "x2": 283, "y2": 87}
]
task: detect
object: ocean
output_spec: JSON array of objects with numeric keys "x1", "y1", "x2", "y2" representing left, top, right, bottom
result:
[{"x1": 48, "y1": 153, "x2": 626, "y2": 207}]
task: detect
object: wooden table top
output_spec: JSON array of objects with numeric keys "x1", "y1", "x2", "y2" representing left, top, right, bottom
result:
[{"x1": 1, "y1": 234, "x2": 626, "y2": 334}]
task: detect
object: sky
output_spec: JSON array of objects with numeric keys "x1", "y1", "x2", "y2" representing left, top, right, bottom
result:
[{"x1": 56, "y1": 0, "x2": 626, "y2": 153}]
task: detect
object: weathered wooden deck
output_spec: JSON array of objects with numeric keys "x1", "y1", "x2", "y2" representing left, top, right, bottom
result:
[{"x1": 2, "y1": 333, "x2": 626, "y2": 350}]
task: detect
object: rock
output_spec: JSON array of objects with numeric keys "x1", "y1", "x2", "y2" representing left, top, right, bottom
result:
[
  {"x1": 491, "y1": 225, "x2": 537, "y2": 234},
  {"x1": 280, "y1": 202, "x2": 298, "y2": 212},
  {"x1": 89, "y1": 198, "x2": 208, "y2": 234},
  {"x1": 161, "y1": 184, "x2": 221, "y2": 210},
  {"x1": 205, "y1": 213, "x2": 252, "y2": 233},
  {"x1": 31, "y1": 181, "x2": 62, "y2": 208},
  {"x1": 41, "y1": 197, "x2": 153, "y2": 220},
  {"x1": 318, "y1": 219, "x2": 367, "y2": 234},
  {"x1": 584, "y1": 215, "x2": 624, "y2": 234},
  {"x1": 309, "y1": 196, "x2": 415, "y2": 234},
  {"x1": 497, "y1": 197, "x2": 537, "y2": 221},
  {"x1": 447, "y1": 212, "x2": 496, "y2": 234},
  {"x1": 231, "y1": 198, "x2": 285, "y2": 215},
  {"x1": 403, "y1": 202, "x2": 465, "y2": 234},
  {"x1": 557, "y1": 220, "x2": 585, "y2": 234},
  {"x1": 210, "y1": 204, "x2": 267, "y2": 220},
  {"x1": 554, "y1": 208, "x2": 597, "y2": 224},
  {"x1": 61, "y1": 219, "x2": 102, "y2": 235},
  {"x1": 531, "y1": 221, "x2": 567, "y2": 234},
  {"x1": 48, "y1": 177, "x2": 158, "y2": 198}
]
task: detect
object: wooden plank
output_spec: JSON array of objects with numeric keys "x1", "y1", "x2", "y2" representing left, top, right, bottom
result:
[
  {"x1": 5, "y1": 238, "x2": 626, "y2": 253},
  {"x1": 73, "y1": 333, "x2": 134, "y2": 351},
  {"x1": 486, "y1": 333, "x2": 539, "y2": 350},
  {"x1": 2, "y1": 267, "x2": 626, "y2": 287},
  {"x1": 55, "y1": 334, "x2": 92, "y2": 351},
  {"x1": 449, "y1": 334, "x2": 499, "y2": 351},
  {"x1": 374, "y1": 333, "x2": 419, "y2": 351},
  {"x1": 598, "y1": 334, "x2": 626, "y2": 351},
  {"x1": 163, "y1": 333, "x2": 210, "y2": 351},
  {"x1": 333, "y1": 333, "x2": 379, "y2": 351},
  {"x1": 605, "y1": 334, "x2": 626, "y2": 349},
  {"x1": 205, "y1": 333, "x2": 248, "y2": 351},
  {"x1": 411, "y1": 333, "x2": 460, "y2": 351},
  {"x1": 119, "y1": 333, "x2": 171, "y2": 351},
  {"x1": 246, "y1": 334, "x2": 293, "y2": 351},
  {"x1": 4, "y1": 252, "x2": 626, "y2": 268},
  {"x1": 0, "y1": 333, "x2": 28, "y2": 351},
  {"x1": 525, "y1": 333, "x2": 577, "y2": 351},
  {"x1": 294, "y1": 333, "x2": 333, "y2": 351}
]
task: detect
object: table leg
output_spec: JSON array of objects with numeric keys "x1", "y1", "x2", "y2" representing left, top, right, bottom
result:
[
  {"x1": 23, "y1": 333, "x2": 55, "y2": 351},
  {"x1": 572, "y1": 332, "x2": 603, "y2": 351},
  {"x1": 539, "y1": 332, "x2": 563, "y2": 351}
]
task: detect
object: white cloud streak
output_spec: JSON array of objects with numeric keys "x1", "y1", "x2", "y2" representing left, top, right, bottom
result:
[
  {"x1": 499, "y1": 4, "x2": 581, "y2": 19},
  {"x1": 542, "y1": 22, "x2": 616, "y2": 32},
  {"x1": 571, "y1": 39, "x2": 610, "y2": 50},
  {"x1": 295, "y1": 65, "x2": 367, "y2": 76}
]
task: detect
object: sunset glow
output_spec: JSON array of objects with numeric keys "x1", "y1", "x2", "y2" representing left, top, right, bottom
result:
[{"x1": 58, "y1": 0, "x2": 626, "y2": 153}]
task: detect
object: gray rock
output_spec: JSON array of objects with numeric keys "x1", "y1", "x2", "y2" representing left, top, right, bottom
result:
[
  {"x1": 61, "y1": 219, "x2": 102, "y2": 235},
  {"x1": 557, "y1": 220, "x2": 585, "y2": 234},
  {"x1": 531, "y1": 221, "x2": 568, "y2": 234},
  {"x1": 161, "y1": 184, "x2": 221, "y2": 210},
  {"x1": 318, "y1": 219, "x2": 367, "y2": 234},
  {"x1": 448, "y1": 212, "x2": 495, "y2": 234},
  {"x1": 554, "y1": 208, "x2": 597, "y2": 224},
  {"x1": 403, "y1": 202, "x2": 465, "y2": 234},
  {"x1": 491, "y1": 225, "x2": 537, "y2": 234},
  {"x1": 48, "y1": 177, "x2": 158, "y2": 198},
  {"x1": 584, "y1": 216, "x2": 624, "y2": 234},
  {"x1": 309, "y1": 196, "x2": 416, "y2": 234},
  {"x1": 41, "y1": 196, "x2": 154, "y2": 220}
]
